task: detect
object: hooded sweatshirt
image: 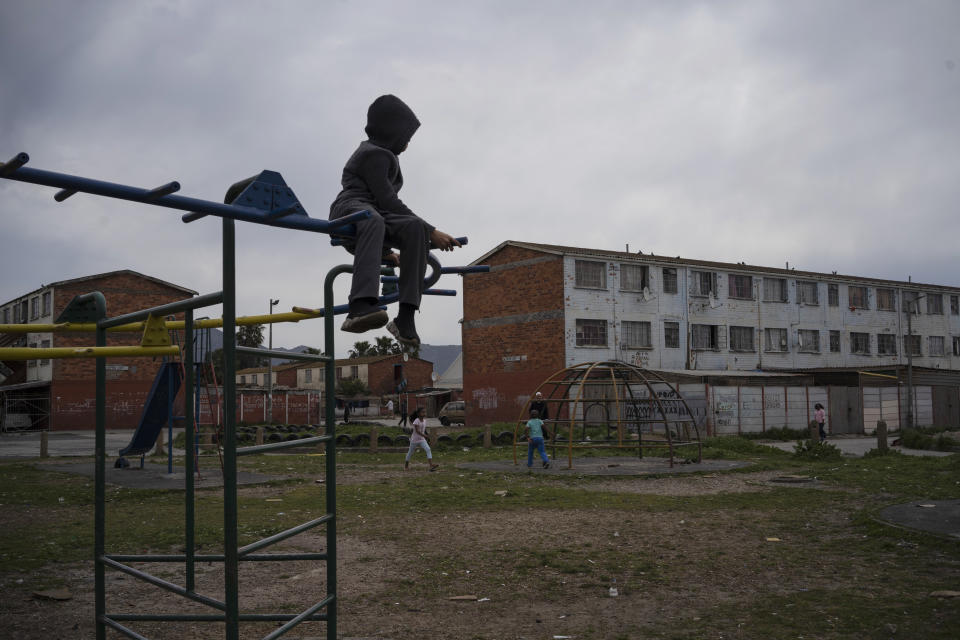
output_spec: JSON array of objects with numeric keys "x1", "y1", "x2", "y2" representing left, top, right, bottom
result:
[{"x1": 330, "y1": 94, "x2": 433, "y2": 229}]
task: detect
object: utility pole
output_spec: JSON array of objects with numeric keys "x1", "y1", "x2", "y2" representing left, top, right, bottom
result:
[
  {"x1": 905, "y1": 292, "x2": 923, "y2": 431},
  {"x1": 267, "y1": 298, "x2": 279, "y2": 424}
]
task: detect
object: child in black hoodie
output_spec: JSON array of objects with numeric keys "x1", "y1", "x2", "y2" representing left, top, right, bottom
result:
[{"x1": 329, "y1": 95, "x2": 459, "y2": 347}]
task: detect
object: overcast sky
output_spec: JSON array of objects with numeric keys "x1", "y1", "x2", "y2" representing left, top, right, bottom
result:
[{"x1": 1, "y1": 1, "x2": 958, "y2": 356}]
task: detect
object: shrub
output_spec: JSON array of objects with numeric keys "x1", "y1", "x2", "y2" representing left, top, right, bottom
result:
[{"x1": 793, "y1": 439, "x2": 842, "y2": 460}]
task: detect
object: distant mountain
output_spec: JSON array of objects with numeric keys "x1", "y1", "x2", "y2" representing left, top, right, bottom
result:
[
  {"x1": 191, "y1": 330, "x2": 315, "y2": 366},
  {"x1": 418, "y1": 344, "x2": 461, "y2": 374}
]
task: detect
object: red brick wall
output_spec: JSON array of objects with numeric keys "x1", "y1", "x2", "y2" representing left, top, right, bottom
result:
[
  {"x1": 48, "y1": 273, "x2": 192, "y2": 429},
  {"x1": 462, "y1": 245, "x2": 566, "y2": 425},
  {"x1": 366, "y1": 356, "x2": 433, "y2": 396}
]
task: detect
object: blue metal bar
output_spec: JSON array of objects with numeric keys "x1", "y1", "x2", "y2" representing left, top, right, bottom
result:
[
  {"x1": 441, "y1": 265, "x2": 490, "y2": 274},
  {"x1": 0, "y1": 156, "x2": 368, "y2": 235},
  {"x1": 106, "y1": 552, "x2": 329, "y2": 563},
  {"x1": 235, "y1": 346, "x2": 332, "y2": 362},
  {"x1": 236, "y1": 434, "x2": 333, "y2": 456},
  {"x1": 100, "y1": 556, "x2": 226, "y2": 611},
  {"x1": 100, "y1": 617, "x2": 150, "y2": 640},
  {"x1": 146, "y1": 181, "x2": 180, "y2": 198},
  {"x1": 330, "y1": 234, "x2": 468, "y2": 245},
  {"x1": 263, "y1": 595, "x2": 336, "y2": 640},
  {"x1": 99, "y1": 291, "x2": 222, "y2": 329},
  {"x1": 107, "y1": 612, "x2": 328, "y2": 623},
  {"x1": 423, "y1": 289, "x2": 457, "y2": 296},
  {"x1": 237, "y1": 514, "x2": 333, "y2": 557}
]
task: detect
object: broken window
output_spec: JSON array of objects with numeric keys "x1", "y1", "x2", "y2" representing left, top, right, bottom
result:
[
  {"x1": 927, "y1": 294, "x2": 943, "y2": 315},
  {"x1": 876, "y1": 288, "x2": 896, "y2": 312},
  {"x1": 575, "y1": 260, "x2": 607, "y2": 289},
  {"x1": 877, "y1": 334, "x2": 897, "y2": 355},
  {"x1": 903, "y1": 291, "x2": 922, "y2": 315},
  {"x1": 620, "y1": 264, "x2": 649, "y2": 292},
  {"x1": 663, "y1": 321, "x2": 680, "y2": 348},
  {"x1": 729, "y1": 326, "x2": 755, "y2": 352},
  {"x1": 764, "y1": 328, "x2": 788, "y2": 353},
  {"x1": 691, "y1": 324, "x2": 720, "y2": 350},
  {"x1": 728, "y1": 275, "x2": 753, "y2": 300},
  {"x1": 621, "y1": 320, "x2": 652, "y2": 348},
  {"x1": 797, "y1": 281, "x2": 819, "y2": 305},
  {"x1": 662, "y1": 268, "x2": 678, "y2": 294},
  {"x1": 848, "y1": 286, "x2": 868, "y2": 310},
  {"x1": 850, "y1": 332, "x2": 870, "y2": 355},
  {"x1": 576, "y1": 319, "x2": 608, "y2": 346},
  {"x1": 763, "y1": 278, "x2": 788, "y2": 302},
  {"x1": 828, "y1": 284, "x2": 839, "y2": 307},
  {"x1": 829, "y1": 330, "x2": 841, "y2": 352},
  {"x1": 929, "y1": 336, "x2": 945, "y2": 356},
  {"x1": 691, "y1": 270, "x2": 717, "y2": 297},
  {"x1": 903, "y1": 334, "x2": 921, "y2": 356},
  {"x1": 798, "y1": 329, "x2": 820, "y2": 353}
]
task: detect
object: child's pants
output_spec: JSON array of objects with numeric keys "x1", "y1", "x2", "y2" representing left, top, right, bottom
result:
[
  {"x1": 527, "y1": 437, "x2": 549, "y2": 466},
  {"x1": 332, "y1": 204, "x2": 430, "y2": 307},
  {"x1": 406, "y1": 440, "x2": 432, "y2": 461}
]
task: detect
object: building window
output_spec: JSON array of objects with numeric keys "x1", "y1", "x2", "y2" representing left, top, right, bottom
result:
[
  {"x1": 27, "y1": 341, "x2": 37, "y2": 368},
  {"x1": 903, "y1": 334, "x2": 921, "y2": 356},
  {"x1": 903, "y1": 291, "x2": 922, "y2": 314},
  {"x1": 829, "y1": 330, "x2": 841, "y2": 353},
  {"x1": 691, "y1": 324, "x2": 720, "y2": 350},
  {"x1": 729, "y1": 326, "x2": 755, "y2": 352},
  {"x1": 336, "y1": 367, "x2": 343, "y2": 380},
  {"x1": 952, "y1": 295, "x2": 959, "y2": 315},
  {"x1": 621, "y1": 321, "x2": 652, "y2": 348},
  {"x1": 350, "y1": 365, "x2": 359, "y2": 378},
  {"x1": 620, "y1": 264, "x2": 649, "y2": 292},
  {"x1": 929, "y1": 336, "x2": 945, "y2": 356},
  {"x1": 575, "y1": 260, "x2": 606, "y2": 289},
  {"x1": 850, "y1": 332, "x2": 870, "y2": 355},
  {"x1": 798, "y1": 329, "x2": 820, "y2": 353},
  {"x1": 662, "y1": 268, "x2": 678, "y2": 294},
  {"x1": 927, "y1": 294, "x2": 944, "y2": 315},
  {"x1": 763, "y1": 278, "x2": 788, "y2": 302},
  {"x1": 40, "y1": 339, "x2": 51, "y2": 365},
  {"x1": 663, "y1": 321, "x2": 680, "y2": 349},
  {"x1": 848, "y1": 286, "x2": 868, "y2": 310},
  {"x1": 691, "y1": 271, "x2": 717, "y2": 297},
  {"x1": 828, "y1": 284, "x2": 839, "y2": 307},
  {"x1": 728, "y1": 275, "x2": 753, "y2": 300},
  {"x1": 797, "y1": 281, "x2": 818, "y2": 305},
  {"x1": 251, "y1": 374, "x2": 258, "y2": 385},
  {"x1": 575, "y1": 319, "x2": 607, "y2": 346},
  {"x1": 953, "y1": 337, "x2": 960, "y2": 357},
  {"x1": 41, "y1": 292, "x2": 52, "y2": 316},
  {"x1": 30, "y1": 296, "x2": 40, "y2": 320},
  {"x1": 876, "y1": 288, "x2": 897, "y2": 312},
  {"x1": 764, "y1": 328, "x2": 788, "y2": 353},
  {"x1": 305, "y1": 369, "x2": 313, "y2": 383},
  {"x1": 1, "y1": 306, "x2": 8, "y2": 324},
  {"x1": 877, "y1": 334, "x2": 897, "y2": 356},
  {"x1": 20, "y1": 300, "x2": 28, "y2": 323}
]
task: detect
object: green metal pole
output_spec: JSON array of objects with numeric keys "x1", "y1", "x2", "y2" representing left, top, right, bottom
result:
[
  {"x1": 95, "y1": 325, "x2": 106, "y2": 640},
  {"x1": 323, "y1": 265, "x2": 351, "y2": 640},
  {"x1": 222, "y1": 217, "x2": 239, "y2": 638},
  {"x1": 184, "y1": 310, "x2": 195, "y2": 592}
]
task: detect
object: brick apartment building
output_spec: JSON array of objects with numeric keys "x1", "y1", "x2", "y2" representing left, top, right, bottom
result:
[
  {"x1": 462, "y1": 241, "x2": 960, "y2": 430},
  {"x1": 0, "y1": 270, "x2": 196, "y2": 430}
]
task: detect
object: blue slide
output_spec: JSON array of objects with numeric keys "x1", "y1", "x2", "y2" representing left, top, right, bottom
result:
[{"x1": 119, "y1": 362, "x2": 183, "y2": 457}]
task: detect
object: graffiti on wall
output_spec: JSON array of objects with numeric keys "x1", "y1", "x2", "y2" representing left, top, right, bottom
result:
[{"x1": 472, "y1": 387, "x2": 499, "y2": 410}]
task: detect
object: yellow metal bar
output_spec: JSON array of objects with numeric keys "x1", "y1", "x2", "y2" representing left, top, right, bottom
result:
[
  {"x1": 0, "y1": 346, "x2": 180, "y2": 360},
  {"x1": 0, "y1": 309, "x2": 323, "y2": 334},
  {"x1": 857, "y1": 370, "x2": 900, "y2": 380}
]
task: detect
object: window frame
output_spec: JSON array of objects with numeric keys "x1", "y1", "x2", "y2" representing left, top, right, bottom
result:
[
  {"x1": 729, "y1": 326, "x2": 755, "y2": 352},
  {"x1": 763, "y1": 327, "x2": 789, "y2": 353},
  {"x1": 829, "y1": 330, "x2": 841, "y2": 353},
  {"x1": 798, "y1": 329, "x2": 820, "y2": 353},
  {"x1": 928, "y1": 335, "x2": 946, "y2": 356},
  {"x1": 927, "y1": 294, "x2": 944, "y2": 315},
  {"x1": 728, "y1": 274, "x2": 753, "y2": 300},
  {"x1": 663, "y1": 321, "x2": 680, "y2": 349},
  {"x1": 877, "y1": 334, "x2": 897, "y2": 356},
  {"x1": 850, "y1": 332, "x2": 870, "y2": 355},
  {"x1": 691, "y1": 324, "x2": 720, "y2": 351},
  {"x1": 662, "y1": 268, "x2": 678, "y2": 294},
  {"x1": 621, "y1": 320, "x2": 652, "y2": 349},
  {"x1": 848, "y1": 286, "x2": 869, "y2": 310},
  {"x1": 903, "y1": 334, "x2": 922, "y2": 356},
  {"x1": 796, "y1": 281, "x2": 819, "y2": 306},
  {"x1": 575, "y1": 318, "x2": 608, "y2": 347},
  {"x1": 876, "y1": 288, "x2": 897, "y2": 312},
  {"x1": 691, "y1": 270, "x2": 717, "y2": 297},
  {"x1": 620, "y1": 264, "x2": 649, "y2": 292},
  {"x1": 574, "y1": 260, "x2": 607, "y2": 290},
  {"x1": 762, "y1": 277, "x2": 788, "y2": 303},
  {"x1": 828, "y1": 284, "x2": 839, "y2": 307},
  {"x1": 952, "y1": 295, "x2": 959, "y2": 315}
]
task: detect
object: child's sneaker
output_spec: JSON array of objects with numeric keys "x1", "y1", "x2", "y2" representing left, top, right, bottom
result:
[
  {"x1": 542, "y1": 461, "x2": 550, "y2": 469},
  {"x1": 429, "y1": 463, "x2": 439, "y2": 472},
  {"x1": 341, "y1": 300, "x2": 388, "y2": 333},
  {"x1": 386, "y1": 318, "x2": 421, "y2": 348}
]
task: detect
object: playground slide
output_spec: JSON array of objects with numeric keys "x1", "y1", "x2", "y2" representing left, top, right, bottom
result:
[{"x1": 119, "y1": 362, "x2": 183, "y2": 457}]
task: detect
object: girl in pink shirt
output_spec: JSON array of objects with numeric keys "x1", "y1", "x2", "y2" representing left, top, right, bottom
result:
[
  {"x1": 405, "y1": 407, "x2": 438, "y2": 471},
  {"x1": 814, "y1": 403, "x2": 826, "y2": 442}
]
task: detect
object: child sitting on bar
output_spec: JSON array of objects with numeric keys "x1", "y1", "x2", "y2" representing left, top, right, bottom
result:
[{"x1": 329, "y1": 94, "x2": 459, "y2": 347}]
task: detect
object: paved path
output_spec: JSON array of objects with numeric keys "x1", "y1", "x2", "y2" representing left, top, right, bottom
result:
[
  {"x1": 760, "y1": 436, "x2": 954, "y2": 458},
  {"x1": 0, "y1": 429, "x2": 186, "y2": 460},
  {"x1": 460, "y1": 456, "x2": 751, "y2": 475}
]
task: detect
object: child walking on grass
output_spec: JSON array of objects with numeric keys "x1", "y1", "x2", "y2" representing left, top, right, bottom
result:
[
  {"x1": 525, "y1": 409, "x2": 550, "y2": 469},
  {"x1": 405, "y1": 407, "x2": 438, "y2": 472}
]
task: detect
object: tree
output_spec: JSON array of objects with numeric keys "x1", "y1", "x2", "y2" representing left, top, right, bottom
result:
[
  {"x1": 374, "y1": 336, "x2": 399, "y2": 355},
  {"x1": 236, "y1": 324, "x2": 265, "y2": 369},
  {"x1": 303, "y1": 346, "x2": 321, "y2": 355},
  {"x1": 348, "y1": 340, "x2": 376, "y2": 358},
  {"x1": 336, "y1": 378, "x2": 369, "y2": 398}
]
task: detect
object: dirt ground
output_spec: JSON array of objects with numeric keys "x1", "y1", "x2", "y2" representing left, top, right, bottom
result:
[{"x1": 1, "y1": 465, "x2": 953, "y2": 640}]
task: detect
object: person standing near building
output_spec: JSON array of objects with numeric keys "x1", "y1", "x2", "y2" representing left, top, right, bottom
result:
[
  {"x1": 530, "y1": 391, "x2": 549, "y2": 421},
  {"x1": 397, "y1": 397, "x2": 408, "y2": 428},
  {"x1": 386, "y1": 398, "x2": 394, "y2": 417},
  {"x1": 405, "y1": 407, "x2": 438, "y2": 471},
  {"x1": 814, "y1": 403, "x2": 826, "y2": 442}
]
